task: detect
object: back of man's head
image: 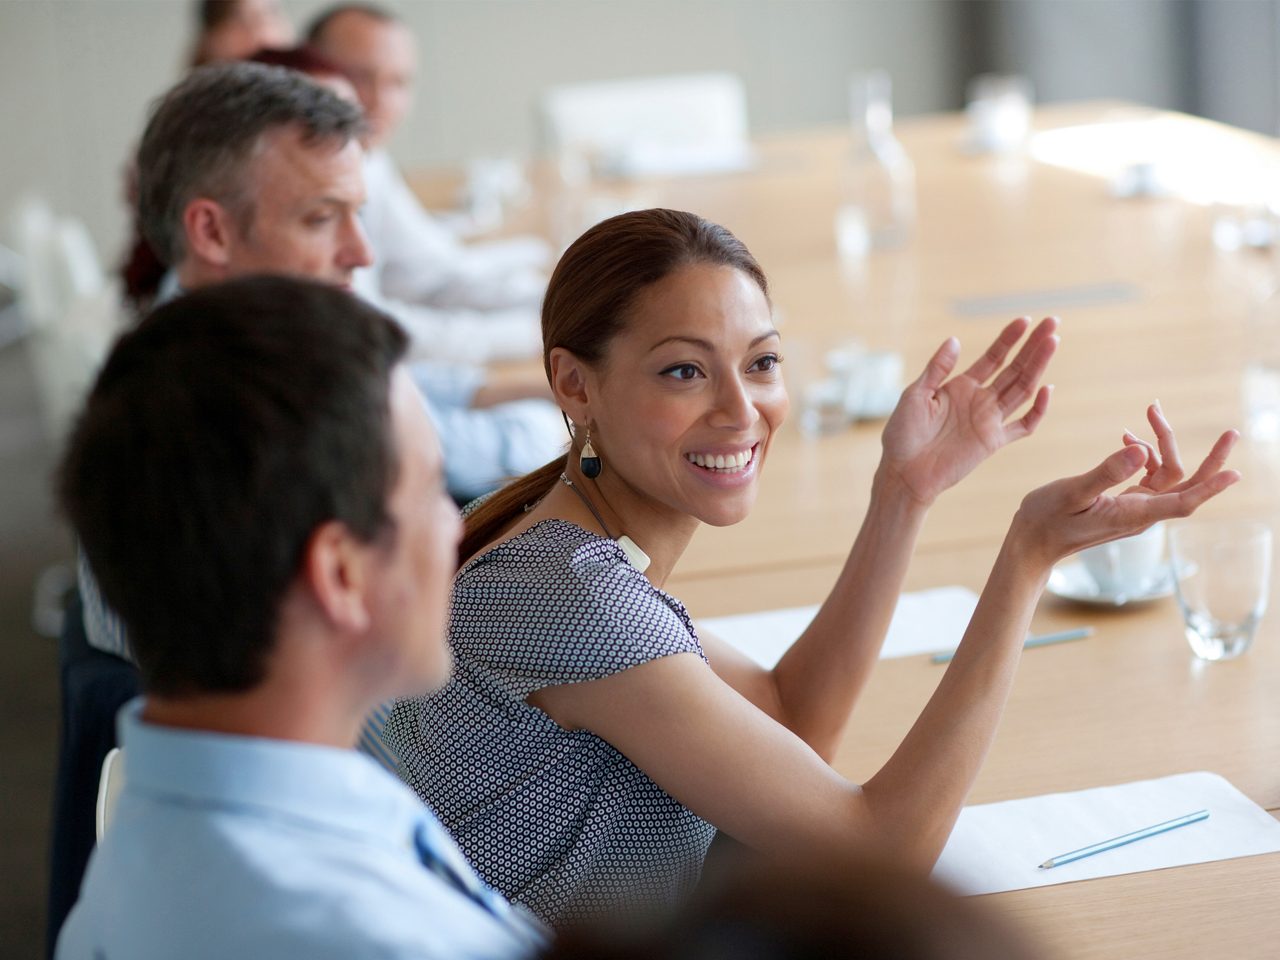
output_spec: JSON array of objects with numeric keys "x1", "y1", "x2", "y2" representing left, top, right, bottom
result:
[
  {"x1": 305, "y1": 2, "x2": 399, "y2": 46},
  {"x1": 136, "y1": 61, "x2": 363, "y2": 267},
  {"x1": 58, "y1": 277, "x2": 407, "y2": 697}
]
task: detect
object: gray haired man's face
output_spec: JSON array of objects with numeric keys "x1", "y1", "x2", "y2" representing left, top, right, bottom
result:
[{"x1": 223, "y1": 125, "x2": 373, "y2": 290}]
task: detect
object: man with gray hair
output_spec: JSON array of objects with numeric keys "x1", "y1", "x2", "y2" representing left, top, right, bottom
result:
[
  {"x1": 136, "y1": 58, "x2": 372, "y2": 291},
  {"x1": 76, "y1": 60, "x2": 561, "y2": 761},
  {"x1": 134, "y1": 62, "x2": 558, "y2": 502}
]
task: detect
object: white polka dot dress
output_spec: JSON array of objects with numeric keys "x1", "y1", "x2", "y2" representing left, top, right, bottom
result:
[{"x1": 382, "y1": 519, "x2": 715, "y2": 927}]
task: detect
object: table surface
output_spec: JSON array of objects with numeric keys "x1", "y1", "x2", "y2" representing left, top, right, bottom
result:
[{"x1": 413, "y1": 103, "x2": 1280, "y2": 958}]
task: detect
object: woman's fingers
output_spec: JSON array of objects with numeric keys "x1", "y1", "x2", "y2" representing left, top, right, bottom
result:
[
  {"x1": 915, "y1": 336, "x2": 961, "y2": 392},
  {"x1": 1002, "y1": 384, "x2": 1053, "y2": 442},
  {"x1": 1073, "y1": 445, "x2": 1150, "y2": 509},
  {"x1": 984, "y1": 316, "x2": 1059, "y2": 394},
  {"x1": 994, "y1": 332, "x2": 1059, "y2": 414},
  {"x1": 1122, "y1": 468, "x2": 1241, "y2": 524},
  {"x1": 1143, "y1": 401, "x2": 1185, "y2": 487},
  {"x1": 1177, "y1": 429, "x2": 1240, "y2": 489},
  {"x1": 960, "y1": 316, "x2": 1031, "y2": 384},
  {"x1": 1123, "y1": 430, "x2": 1160, "y2": 483}
]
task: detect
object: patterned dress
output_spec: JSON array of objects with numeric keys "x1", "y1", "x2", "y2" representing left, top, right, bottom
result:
[{"x1": 383, "y1": 519, "x2": 716, "y2": 927}]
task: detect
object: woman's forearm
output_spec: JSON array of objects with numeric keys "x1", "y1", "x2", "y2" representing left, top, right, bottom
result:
[
  {"x1": 769, "y1": 465, "x2": 930, "y2": 758},
  {"x1": 856, "y1": 527, "x2": 1050, "y2": 869}
]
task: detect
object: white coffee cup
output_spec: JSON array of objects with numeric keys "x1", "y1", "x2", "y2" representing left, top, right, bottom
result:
[{"x1": 1079, "y1": 523, "x2": 1167, "y2": 598}]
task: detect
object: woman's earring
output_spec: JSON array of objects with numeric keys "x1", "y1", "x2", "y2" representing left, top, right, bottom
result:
[{"x1": 580, "y1": 428, "x2": 602, "y2": 479}]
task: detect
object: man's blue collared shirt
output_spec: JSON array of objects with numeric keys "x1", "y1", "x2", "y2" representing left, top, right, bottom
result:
[{"x1": 55, "y1": 700, "x2": 546, "y2": 960}]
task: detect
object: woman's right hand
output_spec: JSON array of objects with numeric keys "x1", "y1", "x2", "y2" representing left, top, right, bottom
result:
[{"x1": 1008, "y1": 424, "x2": 1241, "y2": 573}]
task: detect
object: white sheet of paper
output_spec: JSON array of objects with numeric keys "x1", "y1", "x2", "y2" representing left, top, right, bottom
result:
[
  {"x1": 933, "y1": 771, "x2": 1280, "y2": 896},
  {"x1": 695, "y1": 586, "x2": 979, "y2": 668}
]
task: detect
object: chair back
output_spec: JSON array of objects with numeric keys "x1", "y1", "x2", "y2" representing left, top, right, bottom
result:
[
  {"x1": 95, "y1": 748, "x2": 125, "y2": 842},
  {"x1": 8, "y1": 197, "x2": 124, "y2": 442},
  {"x1": 540, "y1": 72, "x2": 752, "y2": 178}
]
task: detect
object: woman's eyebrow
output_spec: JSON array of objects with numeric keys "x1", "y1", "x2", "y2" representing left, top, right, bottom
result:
[
  {"x1": 647, "y1": 329, "x2": 781, "y2": 354},
  {"x1": 647, "y1": 335, "x2": 714, "y2": 354}
]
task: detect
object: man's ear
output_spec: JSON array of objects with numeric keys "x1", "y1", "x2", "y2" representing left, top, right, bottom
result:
[
  {"x1": 300, "y1": 521, "x2": 373, "y2": 633},
  {"x1": 548, "y1": 346, "x2": 594, "y2": 427},
  {"x1": 182, "y1": 198, "x2": 237, "y2": 269}
]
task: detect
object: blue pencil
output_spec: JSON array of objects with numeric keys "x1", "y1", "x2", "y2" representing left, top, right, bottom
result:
[
  {"x1": 1038, "y1": 809, "x2": 1210, "y2": 869},
  {"x1": 931, "y1": 626, "x2": 1094, "y2": 664}
]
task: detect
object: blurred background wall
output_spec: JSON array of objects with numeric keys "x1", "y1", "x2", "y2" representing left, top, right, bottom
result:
[
  {"x1": 3, "y1": 0, "x2": 1280, "y2": 955},
  {"x1": 4, "y1": 0, "x2": 1277, "y2": 268}
]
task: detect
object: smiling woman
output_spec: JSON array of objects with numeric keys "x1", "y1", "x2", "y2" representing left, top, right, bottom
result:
[{"x1": 382, "y1": 208, "x2": 1241, "y2": 928}]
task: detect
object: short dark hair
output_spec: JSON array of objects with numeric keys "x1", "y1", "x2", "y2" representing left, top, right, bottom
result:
[
  {"x1": 306, "y1": 2, "x2": 400, "y2": 45},
  {"x1": 58, "y1": 276, "x2": 408, "y2": 697},
  {"x1": 136, "y1": 61, "x2": 364, "y2": 267}
]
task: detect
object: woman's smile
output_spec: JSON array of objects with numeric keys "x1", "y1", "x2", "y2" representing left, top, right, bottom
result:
[{"x1": 682, "y1": 441, "x2": 761, "y2": 486}]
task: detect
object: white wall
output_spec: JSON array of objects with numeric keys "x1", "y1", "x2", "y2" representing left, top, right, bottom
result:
[
  {"x1": 0, "y1": 0, "x2": 968, "y2": 265},
  {"x1": 982, "y1": 0, "x2": 1193, "y2": 111},
  {"x1": 1190, "y1": 0, "x2": 1279, "y2": 135},
  {"x1": 0, "y1": 1, "x2": 191, "y2": 269}
]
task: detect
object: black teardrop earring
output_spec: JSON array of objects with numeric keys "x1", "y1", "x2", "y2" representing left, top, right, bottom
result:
[{"x1": 580, "y1": 428, "x2": 602, "y2": 478}]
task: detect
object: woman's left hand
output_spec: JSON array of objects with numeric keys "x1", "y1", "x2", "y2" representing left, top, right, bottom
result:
[{"x1": 879, "y1": 316, "x2": 1058, "y2": 506}]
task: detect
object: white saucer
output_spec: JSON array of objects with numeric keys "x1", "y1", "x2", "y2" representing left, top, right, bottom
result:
[{"x1": 1046, "y1": 558, "x2": 1174, "y2": 608}]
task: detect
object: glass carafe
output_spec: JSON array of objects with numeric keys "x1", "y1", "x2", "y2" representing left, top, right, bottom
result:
[{"x1": 836, "y1": 70, "x2": 915, "y2": 258}]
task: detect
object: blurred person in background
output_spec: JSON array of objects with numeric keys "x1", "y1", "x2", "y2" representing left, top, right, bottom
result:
[
  {"x1": 548, "y1": 850, "x2": 1040, "y2": 960},
  {"x1": 308, "y1": 3, "x2": 553, "y2": 363},
  {"x1": 189, "y1": 0, "x2": 294, "y2": 66}
]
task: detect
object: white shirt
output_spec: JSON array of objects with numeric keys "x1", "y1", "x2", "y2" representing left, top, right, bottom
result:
[{"x1": 357, "y1": 149, "x2": 550, "y2": 364}]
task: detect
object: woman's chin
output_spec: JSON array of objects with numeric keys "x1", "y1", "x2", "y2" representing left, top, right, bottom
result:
[{"x1": 692, "y1": 492, "x2": 757, "y2": 528}]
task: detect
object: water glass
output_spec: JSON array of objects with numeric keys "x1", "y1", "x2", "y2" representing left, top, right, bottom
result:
[{"x1": 1169, "y1": 521, "x2": 1272, "y2": 661}]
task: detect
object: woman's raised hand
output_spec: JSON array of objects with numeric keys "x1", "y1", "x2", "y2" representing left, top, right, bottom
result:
[
  {"x1": 1118, "y1": 400, "x2": 1239, "y2": 497},
  {"x1": 879, "y1": 317, "x2": 1058, "y2": 506},
  {"x1": 1010, "y1": 416, "x2": 1240, "y2": 571}
]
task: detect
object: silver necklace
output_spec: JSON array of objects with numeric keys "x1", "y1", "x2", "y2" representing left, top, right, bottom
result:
[{"x1": 558, "y1": 473, "x2": 651, "y2": 573}]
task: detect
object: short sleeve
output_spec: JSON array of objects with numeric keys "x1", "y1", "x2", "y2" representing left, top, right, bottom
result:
[{"x1": 449, "y1": 522, "x2": 704, "y2": 701}]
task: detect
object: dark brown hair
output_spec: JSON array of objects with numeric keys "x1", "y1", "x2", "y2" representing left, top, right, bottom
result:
[
  {"x1": 458, "y1": 208, "x2": 768, "y2": 563},
  {"x1": 59, "y1": 277, "x2": 407, "y2": 696}
]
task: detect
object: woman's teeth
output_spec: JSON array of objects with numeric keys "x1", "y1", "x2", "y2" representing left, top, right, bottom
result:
[{"x1": 685, "y1": 448, "x2": 753, "y2": 472}]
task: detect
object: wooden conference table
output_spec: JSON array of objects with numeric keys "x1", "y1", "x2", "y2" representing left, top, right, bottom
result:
[{"x1": 414, "y1": 103, "x2": 1280, "y2": 958}]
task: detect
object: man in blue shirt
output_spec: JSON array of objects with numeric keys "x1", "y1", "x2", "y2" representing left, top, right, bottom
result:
[{"x1": 54, "y1": 276, "x2": 545, "y2": 959}]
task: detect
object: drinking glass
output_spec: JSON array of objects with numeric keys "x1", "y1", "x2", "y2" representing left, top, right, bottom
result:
[{"x1": 1169, "y1": 521, "x2": 1272, "y2": 661}]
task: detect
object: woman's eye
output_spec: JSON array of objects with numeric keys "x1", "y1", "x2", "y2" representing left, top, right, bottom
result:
[
  {"x1": 750, "y1": 353, "x2": 783, "y2": 373},
  {"x1": 662, "y1": 363, "x2": 702, "y2": 381}
]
